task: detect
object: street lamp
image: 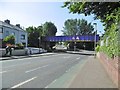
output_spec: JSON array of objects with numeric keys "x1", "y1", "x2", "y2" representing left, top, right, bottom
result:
[
  {"x1": 72, "y1": 36, "x2": 76, "y2": 51},
  {"x1": 38, "y1": 37, "x2": 41, "y2": 53},
  {"x1": 93, "y1": 23, "x2": 97, "y2": 58}
]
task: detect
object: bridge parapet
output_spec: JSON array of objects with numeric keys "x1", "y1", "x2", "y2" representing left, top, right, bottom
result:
[{"x1": 44, "y1": 35, "x2": 100, "y2": 42}]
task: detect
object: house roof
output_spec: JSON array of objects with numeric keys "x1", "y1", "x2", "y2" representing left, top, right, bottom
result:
[{"x1": 0, "y1": 20, "x2": 26, "y2": 32}]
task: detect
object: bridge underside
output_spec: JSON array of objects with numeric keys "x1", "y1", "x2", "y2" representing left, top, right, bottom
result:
[
  {"x1": 44, "y1": 35, "x2": 99, "y2": 42},
  {"x1": 47, "y1": 40, "x2": 95, "y2": 43},
  {"x1": 42, "y1": 35, "x2": 99, "y2": 51}
]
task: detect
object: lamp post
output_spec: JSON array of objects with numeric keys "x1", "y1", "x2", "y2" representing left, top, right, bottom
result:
[
  {"x1": 72, "y1": 36, "x2": 76, "y2": 51},
  {"x1": 93, "y1": 23, "x2": 97, "y2": 58},
  {"x1": 38, "y1": 37, "x2": 41, "y2": 53}
]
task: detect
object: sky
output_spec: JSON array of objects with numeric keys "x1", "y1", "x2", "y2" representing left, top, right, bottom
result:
[{"x1": 0, "y1": 2, "x2": 105, "y2": 36}]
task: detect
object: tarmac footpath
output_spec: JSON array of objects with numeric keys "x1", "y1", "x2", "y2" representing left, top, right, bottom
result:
[{"x1": 46, "y1": 56, "x2": 117, "y2": 88}]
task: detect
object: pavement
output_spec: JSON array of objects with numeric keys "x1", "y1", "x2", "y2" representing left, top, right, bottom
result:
[
  {"x1": 69, "y1": 56, "x2": 117, "y2": 88},
  {"x1": 46, "y1": 55, "x2": 117, "y2": 88}
]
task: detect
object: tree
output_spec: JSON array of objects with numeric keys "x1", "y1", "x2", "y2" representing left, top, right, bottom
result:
[
  {"x1": 42, "y1": 22, "x2": 57, "y2": 36},
  {"x1": 62, "y1": 19, "x2": 94, "y2": 35},
  {"x1": 62, "y1": 2, "x2": 120, "y2": 57},
  {"x1": 26, "y1": 22, "x2": 57, "y2": 49},
  {"x1": 62, "y1": 19, "x2": 78, "y2": 35},
  {"x1": 26, "y1": 26, "x2": 42, "y2": 47},
  {"x1": 62, "y1": 2, "x2": 120, "y2": 29},
  {"x1": 3, "y1": 35, "x2": 15, "y2": 45},
  {"x1": 42, "y1": 22, "x2": 57, "y2": 50}
]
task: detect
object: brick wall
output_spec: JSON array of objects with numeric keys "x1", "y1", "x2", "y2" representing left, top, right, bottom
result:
[{"x1": 97, "y1": 52, "x2": 120, "y2": 88}]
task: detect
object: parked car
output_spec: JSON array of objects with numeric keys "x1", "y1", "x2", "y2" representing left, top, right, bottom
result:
[{"x1": 26, "y1": 47, "x2": 47, "y2": 54}]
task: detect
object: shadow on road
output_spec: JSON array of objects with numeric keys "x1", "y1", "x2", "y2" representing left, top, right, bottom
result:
[
  {"x1": 54, "y1": 50, "x2": 94, "y2": 56},
  {"x1": 66, "y1": 52, "x2": 94, "y2": 56}
]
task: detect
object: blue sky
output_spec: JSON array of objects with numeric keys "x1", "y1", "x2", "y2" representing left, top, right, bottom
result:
[{"x1": 0, "y1": 2, "x2": 105, "y2": 36}]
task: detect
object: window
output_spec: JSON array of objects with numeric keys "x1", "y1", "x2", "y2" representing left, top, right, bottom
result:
[
  {"x1": 6, "y1": 31, "x2": 9, "y2": 36},
  {"x1": 21, "y1": 35, "x2": 25, "y2": 40},
  {"x1": 22, "y1": 43, "x2": 26, "y2": 46},
  {"x1": 12, "y1": 32, "x2": 15, "y2": 35},
  {"x1": 0, "y1": 28, "x2": 3, "y2": 33}
]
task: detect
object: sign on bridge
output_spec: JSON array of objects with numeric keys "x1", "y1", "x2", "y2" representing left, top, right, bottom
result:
[{"x1": 44, "y1": 35, "x2": 99, "y2": 42}]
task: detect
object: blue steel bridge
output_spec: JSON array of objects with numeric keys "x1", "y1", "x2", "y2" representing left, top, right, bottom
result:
[{"x1": 44, "y1": 35, "x2": 100, "y2": 42}]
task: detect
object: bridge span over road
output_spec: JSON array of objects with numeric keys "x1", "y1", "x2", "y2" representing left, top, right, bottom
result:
[
  {"x1": 43, "y1": 35, "x2": 100, "y2": 50},
  {"x1": 44, "y1": 35, "x2": 100, "y2": 42}
]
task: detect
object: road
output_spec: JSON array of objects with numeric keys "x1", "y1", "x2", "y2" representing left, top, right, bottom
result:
[{"x1": 1, "y1": 51, "x2": 93, "y2": 89}]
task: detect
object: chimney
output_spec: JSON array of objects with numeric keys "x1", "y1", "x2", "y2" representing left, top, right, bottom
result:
[
  {"x1": 4, "y1": 19, "x2": 10, "y2": 24},
  {"x1": 16, "y1": 24, "x2": 20, "y2": 28}
]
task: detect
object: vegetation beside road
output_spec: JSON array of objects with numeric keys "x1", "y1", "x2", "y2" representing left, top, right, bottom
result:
[
  {"x1": 63, "y1": 2, "x2": 120, "y2": 58},
  {"x1": 26, "y1": 22, "x2": 57, "y2": 50},
  {"x1": 3, "y1": 35, "x2": 15, "y2": 45}
]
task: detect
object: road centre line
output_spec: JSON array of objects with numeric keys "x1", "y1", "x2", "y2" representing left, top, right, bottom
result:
[
  {"x1": 11, "y1": 77, "x2": 37, "y2": 88},
  {"x1": 66, "y1": 69, "x2": 71, "y2": 73},
  {"x1": 0, "y1": 70, "x2": 13, "y2": 74},
  {"x1": 63, "y1": 56, "x2": 70, "y2": 58},
  {"x1": 0, "y1": 71, "x2": 7, "y2": 74},
  {"x1": 3, "y1": 62, "x2": 31, "y2": 69},
  {"x1": 76, "y1": 57, "x2": 80, "y2": 59},
  {"x1": 25, "y1": 65, "x2": 49, "y2": 73}
]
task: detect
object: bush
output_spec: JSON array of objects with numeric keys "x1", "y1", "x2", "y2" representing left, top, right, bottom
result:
[
  {"x1": 15, "y1": 43, "x2": 24, "y2": 49},
  {"x1": 3, "y1": 35, "x2": 15, "y2": 45},
  {"x1": 95, "y1": 45, "x2": 100, "y2": 52}
]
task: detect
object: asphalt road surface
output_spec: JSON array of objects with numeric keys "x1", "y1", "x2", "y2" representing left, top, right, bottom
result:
[{"x1": 1, "y1": 51, "x2": 93, "y2": 89}]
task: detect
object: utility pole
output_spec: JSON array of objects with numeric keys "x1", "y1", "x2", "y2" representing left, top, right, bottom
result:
[{"x1": 93, "y1": 23, "x2": 97, "y2": 58}]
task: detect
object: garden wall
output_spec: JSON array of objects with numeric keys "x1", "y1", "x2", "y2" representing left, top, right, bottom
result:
[
  {"x1": 0, "y1": 49, "x2": 28, "y2": 56},
  {"x1": 97, "y1": 52, "x2": 120, "y2": 88}
]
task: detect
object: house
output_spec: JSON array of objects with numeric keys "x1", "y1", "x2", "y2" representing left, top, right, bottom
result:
[{"x1": 0, "y1": 19, "x2": 28, "y2": 47}]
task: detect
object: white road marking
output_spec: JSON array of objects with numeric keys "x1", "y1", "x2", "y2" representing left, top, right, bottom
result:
[
  {"x1": 66, "y1": 69, "x2": 71, "y2": 73},
  {"x1": 63, "y1": 56, "x2": 70, "y2": 59},
  {"x1": 0, "y1": 71, "x2": 7, "y2": 74},
  {"x1": 3, "y1": 62, "x2": 31, "y2": 69},
  {"x1": 76, "y1": 57, "x2": 80, "y2": 59},
  {"x1": 45, "y1": 85, "x2": 49, "y2": 88},
  {"x1": 11, "y1": 77, "x2": 37, "y2": 88},
  {"x1": 0, "y1": 70, "x2": 13, "y2": 74},
  {"x1": 45, "y1": 79, "x2": 57, "y2": 88},
  {"x1": 25, "y1": 65, "x2": 49, "y2": 73}
]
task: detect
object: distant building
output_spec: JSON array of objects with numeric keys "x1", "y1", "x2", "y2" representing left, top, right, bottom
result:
[{"x1": 0, "y1": 19, "x2": 28, "y2": 47}]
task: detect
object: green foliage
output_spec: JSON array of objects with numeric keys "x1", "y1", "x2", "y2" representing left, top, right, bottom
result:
[
  {"x1": 26, "y1": 22, "x2": 57, "y2": 48},
  {"x1": 15, "y1": 43, "x2": 24, "y2": 49},
  {"x1": 63, "y1": 2, "x2": 120, "y2": 58},
  {"x1": 42, "y1": 22, "x2": 57, "y2": 36},
  {"x1": 62, "y1": 19, "x2": 94, "y2": 35},
  {"x1": 3, "y1": 35, "x2": 15, "y2": 45},
  {"x1": 99, "y1": 17, "x2": 119, "y2": 58},
  {"x1": 26, "y1": 26, "x2": 41, "y2": 47},
  {"x1": 95, "y1": 45, "x2": 100, "y2": 52},
  {"x1": 101, "y1": 8, "x2": 120, "y2": 58},
  {"x1": 42, "y1": 22, "x2": 57, "y2": 49},
  {"x1": 16, "y1": 43, "x2": 24, "y2": 47},
  {"x1": 62, "y1": 2, "x2": 120, "y2": 26}
]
